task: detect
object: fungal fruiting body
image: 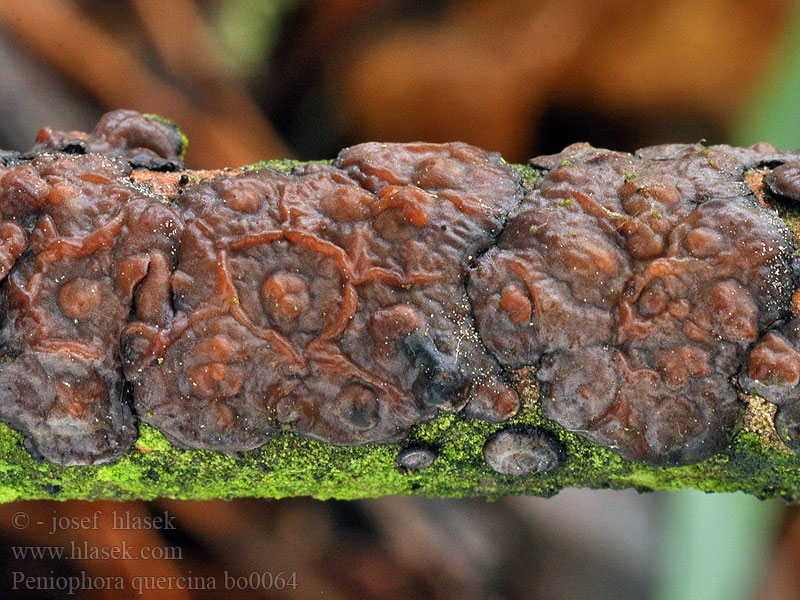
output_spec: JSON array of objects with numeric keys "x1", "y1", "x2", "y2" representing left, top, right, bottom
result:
[
  {"x1": 483, "y1": 427, "x2": 566, "y2": 476},
  {"x1": 0, "y1": 111, "x2": 799, "y2": 469},
  {"x1": 469, "y1": 143, "x2": 800, "y2": 465},
  {"x1": 121, "y1": 141, "x2": 522, "y2": 453}
]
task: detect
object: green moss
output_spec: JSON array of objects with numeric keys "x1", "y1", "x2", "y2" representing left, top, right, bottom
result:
[
  {"x1": 3, "y1": 386, "x2": 800, "y2": 502},
  {"x1": 511, "y1": 163, "x2": 543, "y2": 184},
  {"x1": 243, "y1": 158, "x2": 330, "y2": 174}
]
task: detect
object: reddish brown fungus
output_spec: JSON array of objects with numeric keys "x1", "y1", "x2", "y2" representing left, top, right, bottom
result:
[
  {"x1": 766, "y1": 160, "x2": 800, "y2": 203},
  {"x1": 1, "y1": 114, "x2": 800, "y2": 467},
  {"x1": 469, "y1": 142, "x2": 800, "y2": 465},
  {"x1": 0, "y1": 148, "x2": 182, "y2": 464},
  {"x1": 120, "y1": 139, "x2": 521, "y2": 452},
  {"x1": 35, "y1": 109, "x2": 184, "y2": 171}
]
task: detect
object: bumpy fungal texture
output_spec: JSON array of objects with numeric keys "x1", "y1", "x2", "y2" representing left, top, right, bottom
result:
[
  {"x1": 33, "y1": 110, "x2": 185, "y2": 171},
  {"x1": 3, "y1": 111, "x2": 800, "y2": 470},
  {"x1": 483, "y1": 426, "x2": 565, "y2": 476},
  {"x1": 743, "y1": 162, "x2": 800, "y2": 452},
  {"x1": 469, "y1": 142, "x2": 800, "y2": 465},
  {"x1": 396, "y1": 446, "x2": 437, "y2": 470},
  {"x1": 0, "y1": 127, "x2": 184, "y2": 464},
  {"x1": 766, "y1": 160, "x2": 800, "y2": 203},
  {"x1": 0, "y1": 113, "x2": 525, "y2": 464},
  {"x1": 121, "y1": 142, "x2": 522, "y2": 451}
]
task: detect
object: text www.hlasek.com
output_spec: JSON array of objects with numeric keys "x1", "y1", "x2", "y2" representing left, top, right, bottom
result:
[{"x1": 12, "y1": 541, "x2": 182, "y2": 561}]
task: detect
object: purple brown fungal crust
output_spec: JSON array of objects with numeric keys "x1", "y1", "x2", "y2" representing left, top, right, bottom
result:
[
  {"x1": 3, "y1": 111, "x2": 800, "y2": 468},
  {"x1": 469, "y1": 142, "x2": 800, "y2": 466},
  {"x1": 739, "y1": 318, "x2": 800, "y2": 405},
  {"x1": 121, "y1": 141, "x2": 522, "y2": 451},
  {"x1": 34, "y1": 109, "x2": 185, "y2": 171},
  {"x1": 750, "y1": 161, "x2": 800, "y2": 451},
  {"x1": 396, "y1": 446, "x2": 437, "y2": 470},
  {"x1": 483, "y1": 427, "x2": 565, "y2": 476},
  {"x1": 766, "y1": 160, "x2": 800, "y2": 202},
  {"x1": 0, "y1": 152, "x2": 183, "y2": 464}
]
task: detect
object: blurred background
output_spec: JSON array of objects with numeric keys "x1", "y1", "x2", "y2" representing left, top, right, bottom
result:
[{"x1": 0, "y1": 0, "x2": 799, "y2": 598}]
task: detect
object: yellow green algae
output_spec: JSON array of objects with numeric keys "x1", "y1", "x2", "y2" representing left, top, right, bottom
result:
[
  {"x1": 2, "y1": 381, "x2": 800, "y2": 502},
  {"x1": 2, "y1": 162, "x2": 800, "y2": 503}
]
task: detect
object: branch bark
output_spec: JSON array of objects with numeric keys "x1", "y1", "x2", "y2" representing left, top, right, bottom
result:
[
  {"x1": 0, "y1": 377, "x2": 797, "y2": 502},
  {"x1": 2, "y1": 141, "x2": 800, "y2": 503}
]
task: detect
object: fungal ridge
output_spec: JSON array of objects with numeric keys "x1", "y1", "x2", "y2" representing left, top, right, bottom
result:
[
  {"x1": 740, "y1": 157, "x2": 800, "y2": 452},
  {"x1": 483, "y1": 426, "x2": 566, "y2": 476},
  {"x1": 0, "y1": 141, "x2": 183, "y2": 464},
  {"x1": 0, "y1": 113, "x2": 527, "y2": 463},
  {"x1": 118, "y1": 141, "x2": 524, "y2": 452}
]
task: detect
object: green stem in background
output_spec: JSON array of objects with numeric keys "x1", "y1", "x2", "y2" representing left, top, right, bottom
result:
[
  {"x1": 653, "y1": 490, "x2": 781, "y2": 600},
  {"x1": 734, "y1": 2, "x2": 800, "y2": 149}
]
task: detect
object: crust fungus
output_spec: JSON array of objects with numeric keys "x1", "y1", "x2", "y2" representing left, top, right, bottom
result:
[
  {"x1": 469, "y1": 142, "x2": 800, "y2": 465},
  {"x1": 483, "y1": 427, "x2": 565, "y2": 475},
  {"x1": 0, "y1": 114, "x2": 522, "y2": 463},
  {"x1": 396, "y1": 446, "x2": 438, "y2": 471},
  {"x1": 1, "y1": 112, "x2": 800, "y2": 469}
]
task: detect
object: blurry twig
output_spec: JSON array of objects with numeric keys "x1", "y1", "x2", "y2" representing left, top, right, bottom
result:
[
  {"x1": 129, "y1": 0, "x2": 221, "y2": 84},
  {"x1": 0, "y1": 0, "x2": 290, "y2": 167}
]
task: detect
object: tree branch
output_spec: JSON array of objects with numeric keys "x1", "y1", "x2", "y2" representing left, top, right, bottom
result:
[
  {"x1": 2, "y1": 114, "x2": 800, "y2": 502},
  {"x1": 1, "y1": 383, "x2": 797, "y2": 502}
]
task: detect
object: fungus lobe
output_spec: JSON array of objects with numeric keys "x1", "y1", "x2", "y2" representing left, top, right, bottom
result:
[
  {"x1": 483, "y1": 427, "x2": 565, "y2": 476},
  {"x1": 469, "y1": 142, "x2": 800, "y2": 465}
]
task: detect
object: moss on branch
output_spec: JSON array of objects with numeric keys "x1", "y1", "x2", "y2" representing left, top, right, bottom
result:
[{"x1": 2, "y1": 361, "x2": 799, "y2": 503}]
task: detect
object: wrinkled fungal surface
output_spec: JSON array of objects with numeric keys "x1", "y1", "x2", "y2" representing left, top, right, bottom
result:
[
  {"x1": 0, "y1": 128, "x2": 183, "y2": 464},
  {"x1": 469, "y1": 142, "x2": 800, "y2": 465},
  {"x1": 33, "y1": 110, "x2": 185, "y2": 171},
  {"x1": 766, "y1": 160, "x2": 800, "y2": 203},
  {"x1": 121, "y1": 142, "x2": 522, "y2": 451},
  {"x1": 2, "y1": 111, "x2": 800, "y2": 469},
  {"x1": 0, "y1": 110, "x2": 524, "y2": 464},
  {"x1": 483, "y1": 426, "x2": 565, "y2": 476}
]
